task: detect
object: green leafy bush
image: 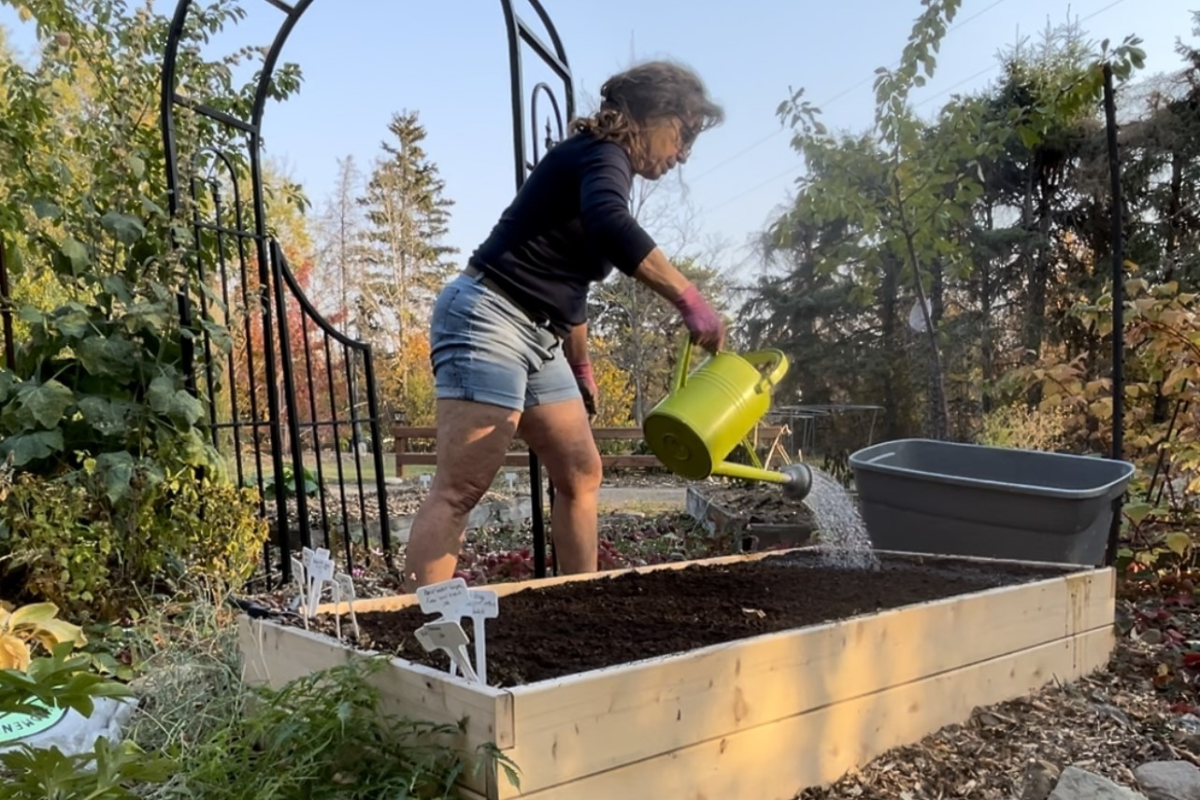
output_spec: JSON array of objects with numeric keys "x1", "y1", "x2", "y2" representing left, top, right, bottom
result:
[
  {"x1": 0, "y1": 0, "x2": 305, "y2": 622},
  {"x1": 1, "y1": 469, "x2": 267, "y2": 619},
  {"x1": 253, "y1": 463, "x2": 319, "y2": 499},
  {"x1": 151, "y1": 656, "x2": 518, "y2": 800},
  {"x1": 0, "y1": 646, "x2": 516, "y2": 800},
  {"x1": 0, "y1": 641, "x2": 133, "y2": 721},
  {"x1": 0, "y1": 736, "x2": 174, "y2": 800},
  {"x1": 0, "y1": 216, "x2": 265, "y2": 617},
  {"x1": 0, "y1": 267, "x2": 227, "y2": 478}
]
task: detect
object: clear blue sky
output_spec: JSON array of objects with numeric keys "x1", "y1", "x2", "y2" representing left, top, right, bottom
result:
[{"x1": 1, "y1": 0, "x2": 1194, "y2": 276}]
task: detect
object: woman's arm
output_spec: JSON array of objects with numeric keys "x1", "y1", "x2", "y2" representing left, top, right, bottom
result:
[
  {"x1": 564, "y1": 322, "x2": 598, "y2": 416},
  {"x1": 577, "y1": 141, "x2": 725, "y2": 351},
  {"x1": 632, "y1": 249, "x2": 726, "y2": 352},
  {"x1": 577, "y1": 143, "x2": 659, "y2": 275},
  {"x1": 629, "y1": 246, "x2": 691, "y2": 301},
  {"x1": 563, "y1": 322, "x2": 590, "y2": 364}
]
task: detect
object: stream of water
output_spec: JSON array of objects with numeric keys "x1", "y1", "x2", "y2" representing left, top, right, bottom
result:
[{"x1": 803, "y1": 467, "x2": 880, "y2": 570}]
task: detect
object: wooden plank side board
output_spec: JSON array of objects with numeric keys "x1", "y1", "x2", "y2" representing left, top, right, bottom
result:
[
  {"x1": 237, "y1": 618, "x2": 515, "y2": 796},
  {"x1": 500, "y1": 569, "x2": 1115, "y2": 795},
  {"x1": 509, "y1": 627, "x2": 1115, "y2": 800}
]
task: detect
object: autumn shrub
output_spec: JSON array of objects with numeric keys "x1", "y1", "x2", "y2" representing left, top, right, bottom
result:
[
  {"x1": 977, "y1": 402, "x2": 1076, "y2": 453},
  {"x1": 590, "y1": 338, "x2": 636, "y2": 430},
  {"x1": 1003, "y1": 276, "x2": 1200, "y2": 506},
  {"x1": 1, "y1": 469, "x2": 267, "y2": 620}
]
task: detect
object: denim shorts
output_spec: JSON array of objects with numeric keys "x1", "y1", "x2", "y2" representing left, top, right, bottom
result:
[{"x1": 428, "y1": 270, "x2": 580, "y2": 411}]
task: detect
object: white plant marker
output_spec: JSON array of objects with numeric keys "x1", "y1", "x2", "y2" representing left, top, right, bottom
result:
[
  {"x1": 290, "y1": 556, "x2": 308, "y2": 629},
  {"x1": 305, "y1": 548, "x2": 334, "y2": 618},
  {"x1": 420, "y1": 473, "x2": 432, "y2": 490},
  {"x1": 467, "y1": 589, "x2": 499, "y2": 684},
  {"x1": 291, "y1": 556, "x2": 307, "y2": 598},
  {"x1": 416, "y1": 578, "x2": 477, "y2": 677},
  {"x1": 414, "y1": 620, "x2": 478, "y2": 682},
  {"x1": 333, "y1": 572, "x2": 360, "y2": 639},
  {"x1": 505, "y1": 472, "x2": 516, "y2": 491},
  {"x1": 299, "y1": 546, "x2": 316, "y2": 610},
  {"x1": 329, "y1": 582, "x2": 342, "y2": 640},
  {"x1": 414, "y1": 579, "x2": 499, "y2": 684},
  {"x1": 416, "y1": 577, "x2": 469, "y2": 617}
]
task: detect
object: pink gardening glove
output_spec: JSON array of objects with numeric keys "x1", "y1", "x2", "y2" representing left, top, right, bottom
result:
[
  {"x1": 571, "y1": 362, "x2": 598, "y2": 417},
  {"x1": 672, "y1": 284, "x2": 725, "y2": 353}
]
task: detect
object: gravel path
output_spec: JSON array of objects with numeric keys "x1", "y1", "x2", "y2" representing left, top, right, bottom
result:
[{"x1": 598, "y1": 486, "x2": 687, "y2": 509}]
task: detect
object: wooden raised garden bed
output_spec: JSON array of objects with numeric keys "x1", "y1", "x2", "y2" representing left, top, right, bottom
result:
[{"x1": 236, "y1": 548, "x2": 1115, "y2": 799}]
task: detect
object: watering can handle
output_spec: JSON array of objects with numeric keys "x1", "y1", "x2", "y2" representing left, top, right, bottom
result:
[
  {"x1": 740, "y1": 349, "x2": 789, "y2": 393},
  {"x1": 673, "y1": 337, "x2": 695, "y2": 391},
  {"x1": 673, "y1": 340, "x2": 788, "y2": 393}
]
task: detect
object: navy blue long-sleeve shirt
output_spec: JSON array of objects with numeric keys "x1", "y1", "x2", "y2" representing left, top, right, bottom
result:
[{"x1": 468, "y1": 131, "x2": 658, "y2": 336}]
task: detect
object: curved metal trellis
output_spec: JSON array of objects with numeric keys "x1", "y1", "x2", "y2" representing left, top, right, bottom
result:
[{"x1": 160, "y1": 0, "x2": 575, "y2": 585}]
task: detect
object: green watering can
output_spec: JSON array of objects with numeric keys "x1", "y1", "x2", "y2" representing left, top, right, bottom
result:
[{"x1": 642, "y1": 338, "x2": 814, "y2": 501}]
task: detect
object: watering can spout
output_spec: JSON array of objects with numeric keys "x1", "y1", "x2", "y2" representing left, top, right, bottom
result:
[
  {"x1": 780, "y1": 463, "x2": 814, "y2": 501},
  {"x1": 642, "y1": 337, "x2": 814, "y2": 502},
  {"x1": 695, "y1": 459, "x2": 814, "y2": 502}
]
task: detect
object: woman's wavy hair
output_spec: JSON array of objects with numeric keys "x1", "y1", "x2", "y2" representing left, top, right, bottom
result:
[{"x1": 570, "y1": 60, "x2": 724, "y2": 161}]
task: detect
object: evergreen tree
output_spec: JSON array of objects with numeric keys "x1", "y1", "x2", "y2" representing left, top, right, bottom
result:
[
  {"x1": 356, "y1": 110, "x2": 458, "y2": 399},
  {"x1": 314, "y1": 155, "x2": 366, "y2": 335}
]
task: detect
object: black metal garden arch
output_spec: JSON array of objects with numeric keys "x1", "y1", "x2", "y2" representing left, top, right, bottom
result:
[{"x1": 159, "y1": 0, "x2": 575, "y2": 585}]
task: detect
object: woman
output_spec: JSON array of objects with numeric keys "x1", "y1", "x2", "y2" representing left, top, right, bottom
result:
[{"x1": 401, "y1": 59, "x2": 726, "y2": 590}]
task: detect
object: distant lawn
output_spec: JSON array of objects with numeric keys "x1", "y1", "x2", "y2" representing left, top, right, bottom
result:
[{"x1": 231, "y1": 452, "x2": 535, "y2": 488}]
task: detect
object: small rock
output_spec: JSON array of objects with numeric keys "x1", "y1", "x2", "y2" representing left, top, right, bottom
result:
[
  {"x1": 976, "y1": 711, "x2": 1008, "y2": 728},
  {"x1": 1134, "y1": 761, "x2": 1200, "y2": 800},
  {"x1": 1177, "y1": 733, "x2": 1200, "y2": 756},
  {"x1": 1021, "y1": 759, "x2": 1062, "y2": 800},
  {"x1": 1095, "y1": 703, "x2": 1133, "y2": 728},
  {"x1": 1049, "y1": 766, "x2": 1148, "y2": 800}
]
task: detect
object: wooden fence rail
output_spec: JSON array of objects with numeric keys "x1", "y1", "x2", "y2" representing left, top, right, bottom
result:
[{"x1": 392, "y1": 424, "x2": 788, "y2": 477}]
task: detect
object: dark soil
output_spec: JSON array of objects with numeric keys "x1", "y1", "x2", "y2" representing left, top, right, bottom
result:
[{"x1": 297, "y1": 550, "x2": 1075, "y2": 687}]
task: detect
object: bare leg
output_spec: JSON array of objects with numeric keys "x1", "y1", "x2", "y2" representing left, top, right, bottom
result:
[
  {"x1": 401, "y1": 399, "x2": 520, "y2": 590},
  {"x1": 518, "y1": 397, "x2": 603, "y2": 574}
]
